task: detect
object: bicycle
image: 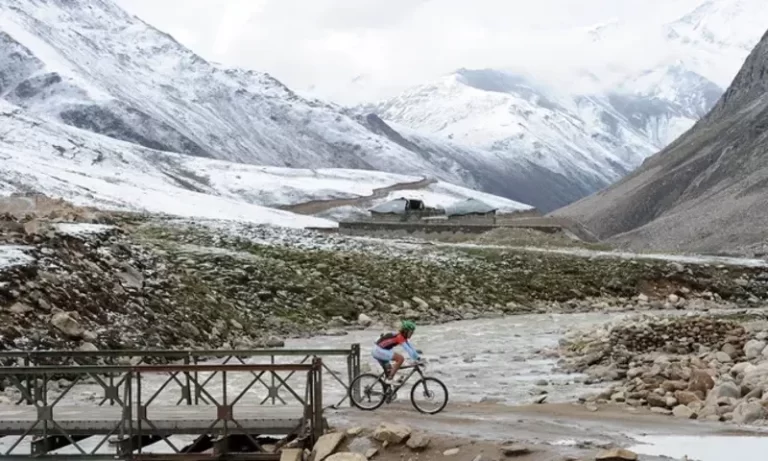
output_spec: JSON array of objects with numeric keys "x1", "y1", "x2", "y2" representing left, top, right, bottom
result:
[{"x1": 348, "y1": 359, "x2": 448, "y2": 414}]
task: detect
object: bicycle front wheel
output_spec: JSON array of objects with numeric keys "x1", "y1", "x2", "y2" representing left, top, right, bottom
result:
[
  {"x1": 410, "y1": 377, "x2": 448, "y2": 414},
  {"x1": 349, "y1": 373, "x2": 387, "y2": 411}
]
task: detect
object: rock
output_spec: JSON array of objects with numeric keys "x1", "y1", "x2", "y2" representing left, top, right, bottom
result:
[
  {"x1": 665, "y1": 396, "x2": 678, "y2": 408},
  {"x1": 668, "y1": 294, "x2": 680, "y2": 304},
  {"x1": 50, "y1": 312, "x2": 84, "y2": 339},
  {"x1": 535, "y1": 379, "x2": 548, "y2": 386},
  {"x1": 230, "y1": 319, "x2": 243, "y2": 330},
  {"x1": 595, "y1": 448, "x2": 638, "y2": 461},
  {"x1": 732, "y1": 401, "x2": 766, "y2": 424},
  {"x1": 311, "y1": 432, "x2": 345, "y2": 461},
  {"x1": 501, "y1": 444, "x2": 532, "y2": 457},
  {"x1": 715, "y1": 351, "x2": 733, "y2": 363},
  {"x1": 364, "y1": 449, "x2": 378, "y2": 459},
  {"x1": 412, "y1": 297, "x2": 429, "y2": 310},
  {"x1": 672, "y1": 405, "x2": 696, "y2": 419},
  {"x1": 745, "y1": 340, "x2": 767, "y2": 360},
  {"x1": 325, "y1": 453, "x2": 367, "y2": 461},
  {"x1": 372, "y1": 423, "x2": 411, "y2": 444},
  {"x1": 116, "y1": 263, "x2": 144, "y2": 289},
  {"x1": 357, "y1": 314, "x2": 373, "y2": 326},
  {"x1": 688, "y1": 370, "x2": 715, "y2": 394},
  {"x1": 346, "y1": 427, "x2": 363, "y2": 436},
  {"x1": 650, "y1": 407, "x2": 672, "y2": 415},
  {"x1": 443, "y1": 448, "x2": 460, "y2": 456},
  {"x1": 9, "y1": 302, "x2": 33, "y2": 314},
  {"x1": 708, "y1": 382, "x2": 741, "y2": 401},
  {"x1": 637, "y1": 294, "x2": 649, "y2": 303},
  {"x1": 405, "y1": 433, "x2": 430, "y2": 450},
  {"x1": 533, "y1": 394, "x2": 547, "y2": 404},
  {"x1": 646, "y1": 393, "x2": 667, "y2": 408},
  {"x1": 674, "y1": 391, "x2": 701, "y2": 405},
  {"x1": 79, "y1": 342, "x2": 98, "y2": 352}
]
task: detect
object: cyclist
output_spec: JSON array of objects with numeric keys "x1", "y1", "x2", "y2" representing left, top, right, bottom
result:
[{"x1": 372, "y1": 320, "x2": 420, "y2": 385}]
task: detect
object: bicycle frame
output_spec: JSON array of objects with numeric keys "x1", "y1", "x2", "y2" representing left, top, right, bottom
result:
[{"x1": 375, "y1": 362, "x2": 426, "y2": 393}]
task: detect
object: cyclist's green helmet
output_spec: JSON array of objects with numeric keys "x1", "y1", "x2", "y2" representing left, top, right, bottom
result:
[{"x1": 401, "y1": 320, "x2": 416, "y2": 332}]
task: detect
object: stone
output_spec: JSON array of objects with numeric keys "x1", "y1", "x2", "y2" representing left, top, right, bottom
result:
[
  {"x1": 595, "y1": 448, "x2": 638, "y2": 461},
  {"x1": 358, "y1": 314, "x2": 373, "y2": 326},
  {"x1": 708, "y1": 382, "x2": 741, "y2": 401},
  {"x1": 372, "y1": 423, "x2": 411, "y2": 444},
  {"x1": 79, "y1": 342, "x2": 98, "y2": 352},
  {"x1": 364, "y1": 449, "x2": 378, "y2": 459},
  {"x1": 533, "y1": 394, "x2": 547, "y2": 404},
  {"x1": 672, "y1": 405, "x2": 696, "y2": 419},
  {"x1": 51, "y1": 312, "x2": 84, "y2": 339},
  {"x1": 688, "y1": 370, "x2": 715, "y2": 394},
  {"x1": 406, "y1": 433, "x2": 430, "y2": 450},
  {"x1": 668, "y1": 294, "x2": 680, "y2": 304},
  {"x1": 715, "y1": 351, "x2": 733, "y2": 363},
  {"x1": 325, "y1": 454, "x2": 367, "y2": 461},
  {"x1": 732, "y1": 401, "x2": 766, "y2": 424},
  {"x1": 116, "y1": 263, "x2": 144, "y2": 289},
  {"x1": 311, "y1": 432, "x2": 346, "y2": 461},
  {"x1": 230, "y1": 319, "x2": 243, "y2": 330},
  {"x1": 280, "y1": 448, "x2": 303, "y2": 461},
  {"x1": 443, "y1": 448, "x2": 460, "y2": 456},
  {"x1": 646, "y1": 393, "x2": 667, "y2": 408},
  {"x1": 674, "y1": 391, "x2": 701, "y2": 405},
  {"x1": 501, "y1": 444, "x2": 532, "y2": 457},
  {"x1": 9, "y1": 302, "x2": 33, "y2": 314},
  {"x1": 745, "y1": 340, "x2": 767, "y2": 360},
  {"x1": 346, "y1": 427, "x2": 363, "y2": 436}
]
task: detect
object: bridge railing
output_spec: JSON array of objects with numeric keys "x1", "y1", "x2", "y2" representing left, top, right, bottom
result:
[
  {"x1": 0, "y1": 361, "x2": 324, "y2": 459},
  {"x1": 0, "y1": 345, "x2": 360, "y2": 409}
]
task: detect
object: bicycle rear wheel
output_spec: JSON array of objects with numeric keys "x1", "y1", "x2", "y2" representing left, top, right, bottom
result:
[
  {"x1": 349, "y1": 373, "x2": 387, "y2": 411},
  {"x1": 410, "y1": 377, "x2": 448, "y2": 414}
]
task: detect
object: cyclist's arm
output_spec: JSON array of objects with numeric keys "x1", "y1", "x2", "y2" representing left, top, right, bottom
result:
[{"x1": 402, "y1": 340, "x2": 420, "y2": 361}]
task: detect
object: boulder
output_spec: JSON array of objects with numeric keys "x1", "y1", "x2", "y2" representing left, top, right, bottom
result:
[
  {"x1": 688, "y1": 370, "x2": 715, "y2": 394},
  {"x1": 443, "y1": 448, "x2": 460, "y2": 456},
  {"x1": 732, "y1": 401, "x2": 766, "y2": 424},
  {"x1": 310, "y1": 432, "x2": 345, "y2": 461},
  {"x1": 595, "y1": 448, "x2": 638, "y2": 461},
  {"x1": 325, "y1": 453, "x2": 367, "y2": 461},
  {"x1": 51, "y1": 312, "x2": 84, "y2": 339},
  {"x1": 372, "y1": 423, "x2": 411, "y2": 444},
  {"x1": 358, "y1": 314, "x2": 373, "y2": 327},
  {"x1": 674, "y1": 391, "x2": 701, "y2": 405},
  {"x1": 405, "y1": 433, "x2": 430, "y2": 450},
  {"x1": 672, "y1": 405, "x2": 696, "y2": 419},
  {"x1": 745, "y1": 340, "x2": 767, "y2": 360}
]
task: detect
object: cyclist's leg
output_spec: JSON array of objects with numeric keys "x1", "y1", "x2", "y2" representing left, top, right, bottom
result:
[
  {"x1": 389, "y1": 352, "x2": 405, "y2": 381},
  {"x1": 372, "y1": 345, "x2": 394, "y2": 379}
]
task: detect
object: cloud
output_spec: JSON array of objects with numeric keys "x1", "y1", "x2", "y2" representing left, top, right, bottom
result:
[{"x1": 114, "y1": 0, "x2": 728, "y2": 104}]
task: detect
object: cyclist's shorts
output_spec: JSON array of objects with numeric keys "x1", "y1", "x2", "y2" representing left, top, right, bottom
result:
[{"x1": 372, "y1": 345, "x2": 394, "y2": 363}]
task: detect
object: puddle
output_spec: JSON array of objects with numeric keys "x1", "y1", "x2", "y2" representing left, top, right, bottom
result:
[{"x1": 628, "y1": 434, "x2": 768, "y2": 460}]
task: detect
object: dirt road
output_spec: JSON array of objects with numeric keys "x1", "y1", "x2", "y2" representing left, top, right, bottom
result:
[
  {"x1": 280, "y1": 176, "x2": 436, "y2": 215},
  {"x1": 327, "y1": 401, "x2": 768, "y2": 461}
]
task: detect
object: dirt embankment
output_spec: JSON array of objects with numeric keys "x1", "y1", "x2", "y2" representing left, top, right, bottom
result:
[{"x1": 281, "y1": 177, "x2": 436, "y2": 215}]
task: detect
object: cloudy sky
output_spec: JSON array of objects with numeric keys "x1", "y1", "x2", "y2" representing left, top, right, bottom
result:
[{"x1": 114, "y1": 0, "x2": 714, "y2": 103}]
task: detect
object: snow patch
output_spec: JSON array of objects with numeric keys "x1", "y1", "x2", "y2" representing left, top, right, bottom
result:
[{"x1": 0, "y1": 246, "x2": 34, "y2": 270}]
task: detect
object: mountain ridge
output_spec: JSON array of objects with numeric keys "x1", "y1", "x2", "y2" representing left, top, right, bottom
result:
[{"x1": 553, "y1": 27, "x2": 768, "y2": 256}]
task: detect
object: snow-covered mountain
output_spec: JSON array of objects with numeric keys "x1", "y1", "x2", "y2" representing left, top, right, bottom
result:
[
  {"x1": 0, "y1": 0, "x2": 579, "y2": 212},
  {"x1": 364, "y1": 0, "x2": 768, "y2": 210},
  {"x1": 0, "y1": 99, "x2": 531, "y2": 227}
]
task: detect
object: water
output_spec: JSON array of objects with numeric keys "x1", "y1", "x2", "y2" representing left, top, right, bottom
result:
[{"x1": 628, "y1": 434, "x2": 768, "y2": 460}]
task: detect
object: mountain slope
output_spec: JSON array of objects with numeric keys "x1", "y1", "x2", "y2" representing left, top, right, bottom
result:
[
  {"x1": 365, "y1": 68, "x2": 709, "y2": 204},
  {"x1": 554, "y1": 29, "x2": 768, "y2": 256},
  {"x1": 0, "y1": 99, "x2": 531, "y2": 227},
  {"x1": 0, "y1": 0, "x2": 569, "y2": 211}
]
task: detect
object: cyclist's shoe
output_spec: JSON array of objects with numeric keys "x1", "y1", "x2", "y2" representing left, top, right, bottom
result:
[{"x1": 383, "y1": 376, "x2": 403, "y2": 386}]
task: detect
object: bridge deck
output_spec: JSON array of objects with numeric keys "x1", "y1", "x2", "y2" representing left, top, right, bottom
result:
[{"x1": 0, "y1": 405, "x2": 305, "y2": 436}]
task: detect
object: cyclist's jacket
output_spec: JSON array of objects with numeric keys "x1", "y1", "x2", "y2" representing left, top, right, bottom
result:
[{"x1": 375, "y1": 332, "x2": 419, "y2": 360}]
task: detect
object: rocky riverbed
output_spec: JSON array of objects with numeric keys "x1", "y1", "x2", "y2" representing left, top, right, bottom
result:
[
  {"x1": 558, "y1": 311, "x2": 768, "y2": 426},
  {"x1": 3, "y1": 199, "x2": 768, "y2": 355}
]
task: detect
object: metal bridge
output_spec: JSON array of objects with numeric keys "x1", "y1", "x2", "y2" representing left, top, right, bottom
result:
[{"x1": 0, "y1": 345, "x2": 362, "y2": 460}]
